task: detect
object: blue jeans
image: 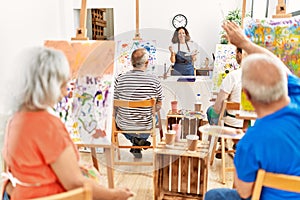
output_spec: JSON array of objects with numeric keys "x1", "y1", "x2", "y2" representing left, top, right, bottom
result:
[
  {"x1": 122, "y1": 113, "x2": 159, "y2": 142},
  {"x1": 3, "y1": 191, "x2": 10, "y2": 200},
  {"x1": 204, "y1": 188, "x2": 251, "y2": 200},
  {"x1": 123, "y1": 133, "x2": 149, "y2": 141}
]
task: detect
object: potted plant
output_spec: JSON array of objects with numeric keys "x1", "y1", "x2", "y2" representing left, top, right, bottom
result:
[{"x1": 220, "y1": 8, "x2": 243, "y2": 44}]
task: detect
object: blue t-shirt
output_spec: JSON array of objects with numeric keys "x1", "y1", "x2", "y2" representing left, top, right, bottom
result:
[{"x1": 234, "y1": 74, "x2": 300, "y2": 200}]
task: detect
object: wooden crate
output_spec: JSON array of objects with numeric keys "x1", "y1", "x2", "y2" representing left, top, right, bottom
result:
[{"x1": 154, "y1": 141, "x2": 209, "y2": 200}]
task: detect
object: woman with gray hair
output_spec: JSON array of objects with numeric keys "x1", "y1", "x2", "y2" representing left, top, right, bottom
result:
[{"x1": 2, "y1": 46, "x2": 133, "y2": 200}]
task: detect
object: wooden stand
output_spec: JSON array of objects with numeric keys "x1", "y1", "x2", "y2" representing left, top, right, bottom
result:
[
  {"x1": 72, "y1": 0, "x2": 89, "y2": 40},
  {"x1": 272, "y1": 0, "x2": 292, "y2": 18},
  {"x1": 133, "y1": 0, "x2": 142, "y2": 40}
]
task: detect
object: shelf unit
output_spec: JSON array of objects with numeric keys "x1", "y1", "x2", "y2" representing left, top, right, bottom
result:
[{"x1": 91, "y1": 9, "x2": 107, "y2": 40}]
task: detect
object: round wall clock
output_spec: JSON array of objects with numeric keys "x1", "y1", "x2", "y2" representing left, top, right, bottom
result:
[{"x1": 172, "y1": 14, "x2": 188, "y2": 28}]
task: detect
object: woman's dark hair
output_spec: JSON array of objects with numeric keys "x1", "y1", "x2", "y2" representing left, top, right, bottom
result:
[{"x1": 171, "y1": 27, "x2": 191, "y2": 43}]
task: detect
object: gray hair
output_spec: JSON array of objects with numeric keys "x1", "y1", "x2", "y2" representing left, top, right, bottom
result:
[
  {"x1": 241, "y1": 54, "x2": 287, "y2": 104},
  {"x1": 131, "y1": 48, "x2": 149, "y2": 68},
  {"x1": 20, "y1": 47, "x2": 70, "y2": 110}
]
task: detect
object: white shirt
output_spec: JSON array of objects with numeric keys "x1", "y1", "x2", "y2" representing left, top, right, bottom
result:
[
  {"x1": 220, "y1": 68, "x2": 243, "y2": 128},
  {"x1": 170, "y1": 41, "x2": 197, "y2": 54}
]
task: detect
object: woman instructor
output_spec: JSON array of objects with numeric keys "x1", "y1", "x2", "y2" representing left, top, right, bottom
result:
[{"x1": 169, "y1": 27, "x2": 198, "y2": 76}]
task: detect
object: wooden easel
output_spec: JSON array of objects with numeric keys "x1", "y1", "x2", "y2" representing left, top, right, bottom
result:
[
  {"x1": 272, "y1": 0, "x2": 292, "y2": 18},
  {"x1": 72, "y1": 0, "x2": 89, "y2": 40},
  {"x1": 69, "y1": 0, "x2": 115, "y2": 188},
  {"x1": 241, "y1": 0, "x2": 247, "y2": 28},
  {"x1": 133, "y1": 0, "x2": 142, "y2": 40}
]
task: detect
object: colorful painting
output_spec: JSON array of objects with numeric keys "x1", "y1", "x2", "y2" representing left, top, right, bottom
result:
[
  {"x1": 115, "y1": 40, "x2": 157, "y2": 75},
  {"x1": 244, "y1": 16, "x2": 300, "y2": 77},
  {"x1": 45, "y1": 41, "x2": 115, "y2": 145},
  {"x1": 211, "y1": 44, "x2": 239, "y2": 92}
]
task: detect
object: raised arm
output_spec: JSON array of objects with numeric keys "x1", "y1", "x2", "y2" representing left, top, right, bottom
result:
[
  {"x1": 222, "y1": 21, "x2": 291, "y2": 74},
  {"x1": 169, "y1": 46, "x2": 176, "y2": 63}
]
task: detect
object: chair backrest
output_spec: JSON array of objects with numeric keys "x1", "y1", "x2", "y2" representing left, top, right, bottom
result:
[
  {"x1": 217, "y1": 100, "x2": 240, "y2": 126},
  {"x1": 114, "y1": 98, "x2": 156, "y2": 110},
  {"x1": 31, "y1": 183, "x2": 92, "y2": 200},
  {"x1": 113, "y1": 98, "x2": 157, "y2": 129},
  {"x1": 252, "y1": 169, "x2": 300, "y2": 200}
]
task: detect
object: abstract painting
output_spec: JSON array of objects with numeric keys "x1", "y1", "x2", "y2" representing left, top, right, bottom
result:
[
  {"x1": 115, "y1": 40, "x2": 157, "y2": 75},
  {"x1": 211, "y1": 44, "x2": 239, "y2": 92},
  {"x1": 244, "y1": 16, "x2": 300, "y2": 76}
]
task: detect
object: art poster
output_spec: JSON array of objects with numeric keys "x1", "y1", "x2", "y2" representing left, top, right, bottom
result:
[
  {"x1": 211, "y1": 44, "x2": 239, "y2": 92},
  {"x1": 115, "y1": 40, "x2": 157, "y2": 76},
  {"x1": 45, "y1": 40, "x2": 115, "y2": 145},
  {"x1": 244, "y1": 16, "x2": 300, "y2": 77}
]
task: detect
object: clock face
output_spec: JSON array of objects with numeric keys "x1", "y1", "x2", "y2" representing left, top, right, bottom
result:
[{"x1": 172, "y1": 14, "x2": 187, "y2": 28}]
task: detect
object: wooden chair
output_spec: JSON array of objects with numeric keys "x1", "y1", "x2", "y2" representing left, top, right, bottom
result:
[
  {"x1": 252, "y1": 169, "x2": 300, "y2": 200},
  {"x1": 209, "y1": 100, "x2": 241, "y2": 184},
  {"x1": 31, "y1": 183, "x2": 92, "y2": 200},
  {"x1": 112, "y1": 98, "x2": 157, "y2": 166}
]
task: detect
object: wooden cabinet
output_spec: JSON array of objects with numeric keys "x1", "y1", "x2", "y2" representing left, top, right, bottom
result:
[{"x1": 91, "y1": 9, "x2": 107, "y2": 40}]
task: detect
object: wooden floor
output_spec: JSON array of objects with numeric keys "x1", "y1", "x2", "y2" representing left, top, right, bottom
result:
[{"x1": 80, "y1": 120, "x2": 235, "y2": 200}]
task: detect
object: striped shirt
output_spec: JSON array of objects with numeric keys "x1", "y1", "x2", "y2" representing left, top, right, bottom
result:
[{"x1": 114, "y1": 70, "x2": 163, "y2": 130}]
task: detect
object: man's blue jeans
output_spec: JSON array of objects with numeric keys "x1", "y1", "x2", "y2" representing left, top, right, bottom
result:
[
  {"x1": 204, "y1": 188, "x2": 251, "y2": 200},
  {"x1": 122, "y1": 114, "x2": 159, "y2": 142},
  {"x1": 123, "y1": 133, "x2": 149, "y2": 141}
]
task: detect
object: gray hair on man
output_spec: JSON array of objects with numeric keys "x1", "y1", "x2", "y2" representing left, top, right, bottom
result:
[
  {"x1": 131, "y1": 48, "x2": 149, "y2": 68},
  {"x1": 20, "y1": 47, "x2": 70, "y2": 110},
  {"x1": 241, "y1": 53, "x2": 288, "y2": 104}
]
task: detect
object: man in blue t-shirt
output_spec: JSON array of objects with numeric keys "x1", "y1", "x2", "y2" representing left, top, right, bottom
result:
[{"x1": 204, "y1": 21, "x2": 300, "y2": 200}]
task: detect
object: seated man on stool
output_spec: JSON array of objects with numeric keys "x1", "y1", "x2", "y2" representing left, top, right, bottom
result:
[
  {"x1": 206, "y1": 47, "x2": 244, "y2": 157},
  {"x1": 114, "y1": 48, "x2": 163, "y2": 158}
]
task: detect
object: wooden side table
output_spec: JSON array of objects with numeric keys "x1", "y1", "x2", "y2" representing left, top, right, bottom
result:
[
  {"x1": 154, "y1": 140, "x2": 209, "y2": 200},
  {"x1": 166, "y1": 110, "x2": 204, "y2": 140}
]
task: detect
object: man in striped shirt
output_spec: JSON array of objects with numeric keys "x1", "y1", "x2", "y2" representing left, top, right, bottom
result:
[{"x1": 114, "y1": 48, "x2": 163, "y2": 158}]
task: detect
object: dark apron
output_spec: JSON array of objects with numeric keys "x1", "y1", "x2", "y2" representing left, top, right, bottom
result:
[{"x1": 173, "y1": 43, "x2": 194, "y2": 76}]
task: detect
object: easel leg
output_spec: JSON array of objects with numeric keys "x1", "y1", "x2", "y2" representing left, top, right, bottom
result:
[
  {"x1": 105, "y1": 147, "x2": 115, "y2": 188},
  {"x1": 90, "y1": 147, "x2": 99, "y2": 171}
]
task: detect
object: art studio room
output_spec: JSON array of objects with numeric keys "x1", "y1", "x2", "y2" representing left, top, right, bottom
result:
[{"x1": 1, "y1": 0, "x2": 300, "y2": 199}]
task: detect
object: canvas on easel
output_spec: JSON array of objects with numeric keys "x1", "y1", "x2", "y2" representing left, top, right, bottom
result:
[
  {"x1": 115, "y1": 40, "x2": 157, "y2": 76},
  {"x1": 241, "y1": 16, "x2": 300, "y2": 111},
  {"x1": 45, "y1": 40, "x2": 115, "y2": 145},
  {"x1": 243, "y1": 16, "x2": 300, "y2": 77},
  {"x1": 211, "y1": 44, "x2": 240, "y2": 92}
]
